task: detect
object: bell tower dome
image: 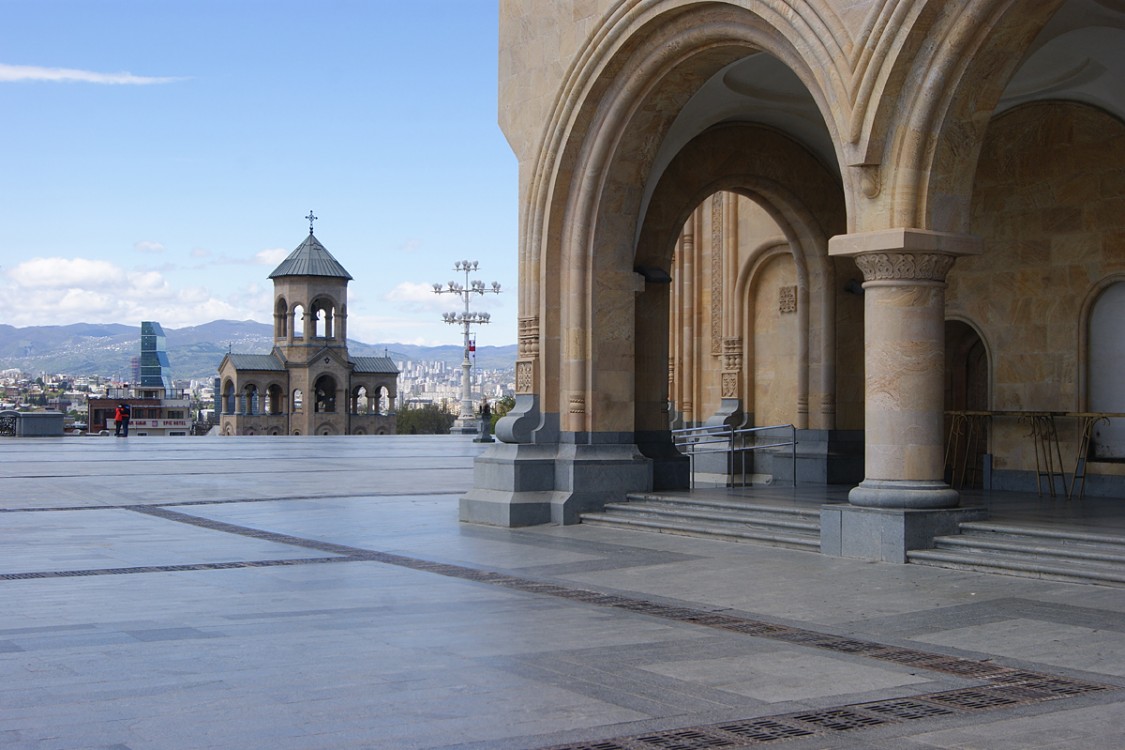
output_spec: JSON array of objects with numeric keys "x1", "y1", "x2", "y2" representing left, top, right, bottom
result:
[{"x1": 269, "y1": 212, "x2": 353, "y2": 359}]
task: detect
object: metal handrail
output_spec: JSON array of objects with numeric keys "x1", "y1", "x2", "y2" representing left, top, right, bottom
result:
[{"x1": 672, "y1": 423, "x2": 797, "y2": 488}]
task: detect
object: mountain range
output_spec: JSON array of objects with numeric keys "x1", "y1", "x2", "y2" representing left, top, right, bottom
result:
[{"x1": 0, "y1": 321, "x2": 517, "y2": 381}]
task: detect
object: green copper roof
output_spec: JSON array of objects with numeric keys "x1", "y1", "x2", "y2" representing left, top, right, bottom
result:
[
  {"x1": 351, "y1": 356, "x2": 399, "y2": 374},
  {"x1": 268, "y1": 232, "x2": 353, "y2": 280}
]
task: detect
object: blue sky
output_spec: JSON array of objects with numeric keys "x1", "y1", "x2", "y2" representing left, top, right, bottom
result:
[{"x1": 0, "y1": 0, "x2": 518, "y2": 346}]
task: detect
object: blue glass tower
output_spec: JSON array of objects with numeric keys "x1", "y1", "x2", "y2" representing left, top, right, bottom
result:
[{"x1": 139, "y1": 321, "x2": 173, "y2": 390}]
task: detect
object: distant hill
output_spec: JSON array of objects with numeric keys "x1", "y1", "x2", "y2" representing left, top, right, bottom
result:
[{"x1": 0, "y1": 321, "x2": 517, "y2": 381}]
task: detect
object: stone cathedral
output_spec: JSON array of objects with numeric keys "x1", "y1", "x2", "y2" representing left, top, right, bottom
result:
[
  {"x1": 218, "y1": 223, "x2": 398, "y2": 436},
  {"x1": 465, "y1": 0, "x2": 1125, "y2": 562}
]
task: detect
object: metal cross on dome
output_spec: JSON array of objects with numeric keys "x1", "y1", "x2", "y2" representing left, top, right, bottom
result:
[{"x1": 305, "y1": 210, "x2": 318, "y2": 234}]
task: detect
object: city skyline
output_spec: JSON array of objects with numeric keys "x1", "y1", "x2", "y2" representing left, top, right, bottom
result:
[{"x1": 0, "y1": 1, "x2": 518, "y2": 347}]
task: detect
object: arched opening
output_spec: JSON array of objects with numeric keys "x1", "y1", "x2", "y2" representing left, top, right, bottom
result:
[
  {"x1": 1089, "y1": 282, "x2": 1125, "y2": 459},
  {"x1": 311, "y1": 298, "x2": 335, "y2": 340},
  {"x1": 221, "y1": 379, "x2": 236, "y2": 415},
  {"x1": 944, "y1": 320, "x2": 990, "y2": 489},
  {"x1": 243, "y1": 384, "x2": 259, "y2": 416},
  {"x1": 293, "y1": 388, "x2": 304, "y2": 413},
  {"x1": 292, "y1": 304, "x2": 305, "y2": 339},
  {"x1": 266, "y1": 384, "x2": 285, "y2": 415},
  {"x1": 314, "y1": 375, "x2": 337, "y2": 413},
  {"x1": 275, "y1": 296, "x2": 288, "y2": 339},
  {"x1": 352, "y1": 385, "x2": 370, "y2": 415},
  {"x1": 637, "y1": 124, "x2": 846, "y2": 488}
]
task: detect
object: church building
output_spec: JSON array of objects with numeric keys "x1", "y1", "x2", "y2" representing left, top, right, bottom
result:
[
  {"x1": 217, "y1": 220, "x2": 398, "y2": 436},
  {"x1": 466, "y1": 0, "x2": 1125, "y2": 564}
]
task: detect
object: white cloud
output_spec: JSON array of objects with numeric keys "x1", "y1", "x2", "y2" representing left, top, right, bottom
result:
[
  {"x1": 386, "y1": 281, "x2": 447, "y2": 310},
  {"x1": 190, "y1": 247, "x2": 211, "y2": 259},
  {"x1": 7, "y1": 257, "x2": 126, "y2": 289},
  {"x1": 0, "y1": 255, "x2": 268, "y2": 330},
  {"x1": 134, "y1": 240, "x2": 165, "y2": 254},
  {"x1": 127, "y1": 270, "x2": 172, "y2": 296},
  {"x1": 345, "y1": 312, "x2": 449, "y2": 347},
  {"x1": 0, "y1": 63, "x2": 184, "y2": 85},
  {"x1": 255, "y1": 248, "x2": 288, "y2": 266}
]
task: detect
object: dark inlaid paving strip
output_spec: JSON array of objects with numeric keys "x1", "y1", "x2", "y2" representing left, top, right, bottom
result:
[
  {"x1": 0, "y1": 556, "x2": 355, "y2": 580},
  {"x1": 4, "y1": 504, "x2": 1118, "y2": 749}
]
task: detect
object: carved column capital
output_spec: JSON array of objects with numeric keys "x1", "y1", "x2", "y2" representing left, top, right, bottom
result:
[
  {"x1": 853, "y1": 252, "x2": 956, "y2": 283},
  {"x1": 829, "y1": 228, "x2": 981, "y2": 284}
]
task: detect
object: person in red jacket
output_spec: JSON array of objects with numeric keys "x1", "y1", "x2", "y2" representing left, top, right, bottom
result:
[{"x1": 114, "y1": 404, "x2": 130, "y2": 437}]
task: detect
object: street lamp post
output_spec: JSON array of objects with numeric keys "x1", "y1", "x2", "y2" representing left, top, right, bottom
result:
[{"x1": 433, "y1": 261, "x2": 501, "y2": 434}]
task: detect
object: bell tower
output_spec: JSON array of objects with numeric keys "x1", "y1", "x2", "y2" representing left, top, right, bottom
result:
[
  {"x1": 268, "y1": 212, "x2": 354, "y2": 435},
  {"x1": 270, "y1": 211, "x2": 353, "y2": 360}
]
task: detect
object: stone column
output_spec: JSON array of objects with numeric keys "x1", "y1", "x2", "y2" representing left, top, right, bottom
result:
[
  {"x1": 830, "y1": 229, "x2": 979, "y2": 508},
  {"x1": 822, "y1": 230, "x2": 987, "y2": 561}
]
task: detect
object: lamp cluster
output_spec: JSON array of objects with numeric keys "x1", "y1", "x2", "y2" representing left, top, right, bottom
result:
[
  {"x1": 431, "y1": 260, "x2": 502, "y2": 431},
  {"x1": 442, "y1": 311, "x2": 491, "y2": 324}
]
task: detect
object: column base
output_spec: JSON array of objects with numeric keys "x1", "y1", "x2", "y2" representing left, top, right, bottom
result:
[
  {"x1": 820, "y1": 504, "x2": 988, "y2": 563},
  {"x1": 460, "y1": 440, "x2": 652, "y2": 526},
  {"x1": 848, "y1": 479, "x2": 960, "y2": 509},
  {"x1": 764, "y1": 429, "x2": 864, "y2": 485}
]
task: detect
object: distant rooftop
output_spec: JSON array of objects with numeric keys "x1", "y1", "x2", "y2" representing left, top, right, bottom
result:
[
  {"x1": 352, "y1": 356, "x2": 399, "y2": 375},
  {"x1": 224, "y1": 353, "x2": 286, "y2": 371}
]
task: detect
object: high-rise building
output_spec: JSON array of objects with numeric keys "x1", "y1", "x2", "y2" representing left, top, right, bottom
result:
[
  {"x1": 139, "y1": 322, "x2": 173, "y2": 391},
  {"x1": 86, "y1": 321, "x2": 190, "y2": 436}
]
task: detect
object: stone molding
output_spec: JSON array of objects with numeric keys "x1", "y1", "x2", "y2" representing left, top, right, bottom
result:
[
  {"x1": 721, "y1": 372, "x2": 738, "y2": 399},
  {"x1": 779, "y1": 284, "x2": 798, "y2": 312},
  {"x1": 711, "y1": 193, "x2": 723, "y2": 356},
  {"x1": 518, "y1": 316, "x2": 539, "y2": 358},
  {"x1": 721, "y1": 336, "x2": 742, "y2": 371},
  {"x1": 515, "y1": 361, "x2": 535, "y2": 394}
]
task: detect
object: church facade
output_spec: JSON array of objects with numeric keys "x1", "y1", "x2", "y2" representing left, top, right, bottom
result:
[
  {"x1": 218, "y1": 228, "x2": 398, "y2": 436},
  {"x1": 466, "y1": 0, "x2": 1125, "y2": 560}
]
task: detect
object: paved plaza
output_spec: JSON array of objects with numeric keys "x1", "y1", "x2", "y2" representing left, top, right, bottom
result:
[{"x1": 1, "y1": 435, "x2": 1123, "y2": 749}]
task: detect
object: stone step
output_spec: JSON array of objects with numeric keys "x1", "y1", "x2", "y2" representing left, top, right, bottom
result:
[
  {"x1": 931, "y1": 532, "x2": 1125, "y2": 566},
  {"x1": 578, "y1": 512, "x2": 822, "y2": 551},
  {"x1": 907, "y1": 522, "x2": 1125, "y2": 587},
  {"x1": 959, "y1": 521, "x2": 1125, "y2": 549},
  {"x1": 907, "y1": 547, "x2": 1125, "y2": 586},
  {"x1": 624, "y1": 492, "x2": 822, "y2": 520},
  {"x1": 580, "y1": 492, "x2": 822, "y2": 552},
  {"x1": 601, "y1": 501, "x2": 820, "y2": 533}
]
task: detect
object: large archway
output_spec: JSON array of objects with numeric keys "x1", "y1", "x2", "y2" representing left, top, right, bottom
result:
[{"x1": 474, "y1": 0, "x2": 1125, "y2": 550}]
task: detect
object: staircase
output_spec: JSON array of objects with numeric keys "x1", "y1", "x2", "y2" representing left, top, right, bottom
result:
[
  {"x1": 578, "y1": 492, "x2": 821, "y2": 551},
  {"x1": 907, "y1": 522, "x2": 1125, "y2": 587}
]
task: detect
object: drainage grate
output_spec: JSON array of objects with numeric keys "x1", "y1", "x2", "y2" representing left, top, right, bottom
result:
[
  {"x1": 987, "y1": 670, "x2": 1051, "y2": 685},
  {"x1": 541, "y1": 742, "x2": 630, "y2": 750},
  {"x1": 926, "y1": 688, "x2": 1024, "y2": 711},
  {"x1": 869, "y1": 647, "x2": 952, "y2": 666},
  {"x1": 1020, "y1": 678, "x2": 1111, "y2": 697},
  {"x1": 633, "y1": 729, "x2": 735, "y2": 748},
  {"x1": 770, "y1": 628, "x2": 829, "y2": 645},
  {"x1": 858, "y1": 699, "x2": 957, "y2": 720},
  {"x1": 716, "y1": 718, "x2": 816, "y2": 741},
  {"x1": 681, "y1": 613, "x2": 742, "y2": 627},
  {"x1": 789, "y1": 708, "x2": 886, "y2": 731},
  {"x1": 921, "y1": 657, "x2": 1012, "y2": 678},
  {"x1": 716, "y1": 621, "x2": 789, "y2": 637},
  {"x1": 807, "y1": 636, "x2": 879, "y2": 653}
]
